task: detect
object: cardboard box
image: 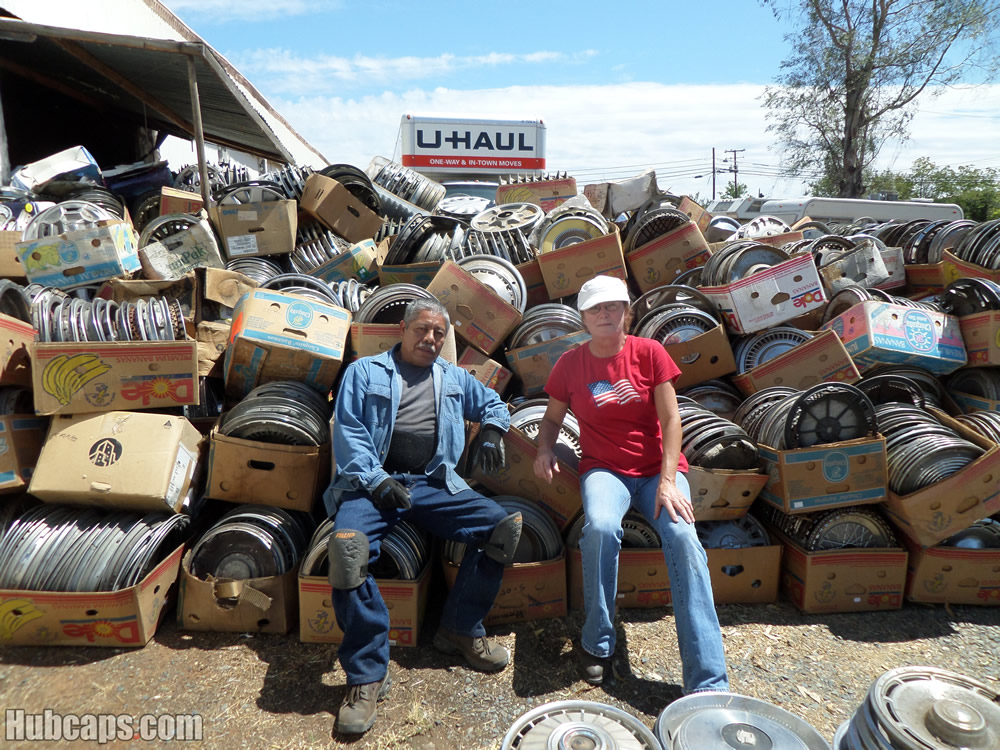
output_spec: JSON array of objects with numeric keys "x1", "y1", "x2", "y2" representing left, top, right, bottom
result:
[
  {"x1": 817, "y1": 240, "x2": 889, "y2": 295},
  {"x1": 496, "y1": 177, "x2": 577, "y2": 213},
  {"x1": 959, "y1": 311, "x2": 1000, "y2": 367},
  {"x1": 310, "y1": 239, "x2": 380, "y2": 285},
  {"x1": 678, "y1": 196, "x2": 711, "y2": 233},
  {"x1": 347, "y1": 322, "x2": 457, "y2": 364},
  {"x1": 689, "y1": 467, "x2": 768, "y2": 521},
  {"x1": 468, "y1": 426, "x2": 581, "y2": 530},
  {"x1": 196, "y1": 321, "x2": 230, "y2": 378},
  {"x1": 206, "y1": 428, "x2": 330, "y2": 512},
  {"x1": 138, "y1": 219, "x2": 225, "y2": 280},
  {"x1": 442, "y1": 553, "x2": 566, "y2": 627},
  {"x1": 700, "y1": 253, "x2": 826, "y2": 335},
  {"x1": 757, "y1": 437, "x2": 888, "y2": 513},
  {"x1": 159, "y1": 185, "x2": 204, "y2": 215},
  {"x1": 0, "y1": 414, "x2": 48, "y2": 494},
  {"x1": 904, "y1": 539, "x2": 1000, "y2": 605},
  {"x1": 951, "y1": 390, "x2": 1000, "y2": 414},
  {"x1": 177, "y1": 551, "x2": 298, "y2": 634},
  {"x1": 457, "y1": 347, "x2": 512, "y2": 395},
  {"x1": 426, "y1": 260, "x2": 522, "y2": 356},
  {"x1": 299, "y1": 563, "x2": 432, "y2": 645},
  {"x1": 665, "y1": 324, "x2": 738, "y2": 390},
  {"x1": 732, "y1": 329, "x2": 861, "y2": 396},
  {"x1": 199, "y1": 267, "x2": 259, "y2": 323},
  {"x1": 299, "y1": 174, "x2": 384, "y2": 243},
  {"x1": 29, "y1": 412, "x2": 203, "y2": 513},
  {"x1": 567, "y1": 545, "x2": 781, "y2": 608},
  {"x1": 0, "y1": 545, "x2": 183, "y2": 647},
  {"x1": 775, "y1": 528, "x2": 907, "y2": 613},
  {"x1": 568, "y1": 548, "x2": 670, "y2": 609},
  {"x1": 16, "y1": 221, "x2": 140, "y2": 289},
  {"x1": 707, "y1": 545, "x2": 782, "y2": 604},
  {"x1": 625, "y1": 222, "x2": 712, "y2": 292},
  {"x1": 0, "y1": 230, "x2": 27, "y2": 279},
  {"x1": 505, "y1": 331, "x2": 588, "y2": 395},
  {"x1": 224, "y1": 289, "x2": 350, "y2": 399},
  {"x1": 0, "y1": 312, "x2": 34, "y2": 387},
  {"x1": 108, "y1": 275, "x2": 199, "y2": 329},
  {"x1": 210, "y1": 200, "x2": 297, "y2": 258},
  {"x1": 515, "y1": 258, "x2": 550, "y2": 308},
  {"x1": 823, "y1": 300, "x2": 966, "y2": 375},
  {"x1": 873, "y1": 247, "x2": 906, "y2": 291},
  {"x1": 882, "y1": 411, "x2": 1000, "y2": 547},
  {"x1": 945, "y1": 251, "x2": 1000, "y2": 285},
  {"x1": 31, "y1": 339, "x2": 199, "y2": 416},
  {"x1": 536, "y1": 228, "x2": 627, "y2": 301}
]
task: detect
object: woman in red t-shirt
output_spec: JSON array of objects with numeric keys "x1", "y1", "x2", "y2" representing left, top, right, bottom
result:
[{"x1": 533, "y1": 275, "x2": 729, "y2": 693}]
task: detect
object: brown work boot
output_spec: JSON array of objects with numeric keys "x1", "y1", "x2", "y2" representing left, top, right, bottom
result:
[
  {"x1": 433, "y1": 628, "x2": 510, "y2": 672},
  {"x1": 335, "y1": 673, "x2": 391, "y2": 735}
]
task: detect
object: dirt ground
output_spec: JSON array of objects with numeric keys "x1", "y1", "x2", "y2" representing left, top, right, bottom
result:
[{"x1": 1, "y1": 576, "x2": 999, "y2": 750}]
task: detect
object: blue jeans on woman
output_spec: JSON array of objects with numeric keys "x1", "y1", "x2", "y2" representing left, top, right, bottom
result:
[
  {"x1": 579, "y1": 468, "x2": 729, "y2": 694},
  {"x1": 331, "y1": 473, "x2": 507, "y2": 686}
]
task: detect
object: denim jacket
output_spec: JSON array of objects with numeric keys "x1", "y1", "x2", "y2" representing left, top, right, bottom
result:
[{"x1": 325, "y1": 345, "x2": 509, "y2": 513}]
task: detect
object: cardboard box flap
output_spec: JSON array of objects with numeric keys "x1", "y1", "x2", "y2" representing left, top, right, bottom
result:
[{"x1": 213, "y1": 579, "x2": 273, "y2": 610}]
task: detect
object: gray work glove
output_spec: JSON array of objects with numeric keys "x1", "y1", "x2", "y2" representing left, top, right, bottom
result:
[
  {"x1": 371, "y1": 477, "x2": 411, "y2": 510},
  {"x1": 474, "y1": 426, "x2": 506, "y2": 476}
]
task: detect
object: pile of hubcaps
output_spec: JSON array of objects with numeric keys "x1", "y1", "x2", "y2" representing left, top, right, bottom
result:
[
  {"x1": 507, "y1": 304, "x2": 582, "y2": 349},
  {"x1": 0, "y1": 504, "x2": 190, "y2": 592},
  {"x1": 190, "y1": 505, "x2": 315, "y2": 580},
  {"x1": 444, "y1": 496, "x2": 562, "y2": 565},
  {"x1": 678, "y1": 399, "x2": 758, "y2": 470},
  {"x1": 219, "y1": 380, "x2": 331, "y2": 446},
  {"x1": 465, "y1": 202, "x2": 542, "y2": 264},
  {"x1": 834, "y1": 667, "x2": 1000, "y2": 749},
  {"x1": 366, "y1": 157, "x2": 445, "y2": 212},
  {"x1": 301, "y1": 518, "x2": 429, "y2": 580},
  {"x1": 509, "y1": 399, "x2": 582, "y2": 470},
  {"x1": 699, "y1": 241, "x2": 790, "y2": 285},
  {"x1": 353, "y1": 283, "x2": 436, "y2": 325},
  {"x1": 734, "y1": 327, "x2": 813, "y2": 373},
  {"x1": 30, "y1": 290, "x2": 185, "y2": 342},
  {"x1": 876, "y1": 403, "x2": 984, "y2": 495},
  {"x1": 757, "y1": 504, "x2": 898, "y2": 551}
]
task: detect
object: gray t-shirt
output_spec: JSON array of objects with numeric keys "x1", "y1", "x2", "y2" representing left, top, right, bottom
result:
[{"x1": 384, "y1": 353, "x2": 438, "y2": 473}]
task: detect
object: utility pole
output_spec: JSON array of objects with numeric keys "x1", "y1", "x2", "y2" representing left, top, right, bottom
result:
[
  {"x1": 712, "y1": 147, "x2": 716, "y2": 201},
  {"x1": 726, "y1": 148, "x2": 745, "y2": 196}
]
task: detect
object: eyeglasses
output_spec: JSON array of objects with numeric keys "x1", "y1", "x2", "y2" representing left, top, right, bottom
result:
[{"x1": 583, "y1": 302, "x2": 625, "y2": 314}]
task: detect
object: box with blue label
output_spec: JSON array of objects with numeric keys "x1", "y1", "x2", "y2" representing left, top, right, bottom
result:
[
  {"x1": 757, "y1": 436, "x2": 888, "y2": 514},
  {"x1": 0, "y1": 414, "x2": 48, "y2": 494},
  {"x1": 823, "y1": 300, "x2": 966, "y2": 375},
  {"x1": 310, "y1": 239, "x2": 380, "y2": 285},
  {"x1": 15, "y1": 221, "x2": 140, "y2": 289},
  {"x1": 224, "y1": 289, "x2": 351, "y2": 398}
]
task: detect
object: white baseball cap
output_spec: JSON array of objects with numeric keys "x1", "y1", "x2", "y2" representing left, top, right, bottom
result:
[{"x1": 577, "y1": 275, "x2": 630, "y2": 311}]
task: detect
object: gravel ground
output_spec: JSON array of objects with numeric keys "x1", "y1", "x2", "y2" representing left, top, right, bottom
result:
[{"x1": 1, "y1": 582, "x2": 998, "y2": 750}]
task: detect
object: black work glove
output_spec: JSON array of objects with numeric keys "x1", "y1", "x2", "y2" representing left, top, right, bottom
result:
[
  {"x1": 474, "y1": 426, "x2": 506, "y2": 476},
  {"x1": 371, "y1": 477, "x2": 411, "y2": 510}
]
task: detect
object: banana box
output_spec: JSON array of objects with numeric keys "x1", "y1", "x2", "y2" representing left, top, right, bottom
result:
[
  {"x1": 15, "y1": 220, "x2": 140, "y2": 289},
  {"x1": 31, "y1": 339, "x2": 199, "y2": 416}
]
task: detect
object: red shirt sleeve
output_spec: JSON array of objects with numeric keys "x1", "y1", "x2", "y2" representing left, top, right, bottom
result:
[{"x1": 649, "y1": 340, "x2": 682, "y2": 387}]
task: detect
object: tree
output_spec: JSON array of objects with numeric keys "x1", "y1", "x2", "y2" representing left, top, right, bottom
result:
[
  {"x1": 719, "y1": 182, "x2": 749, "y2": 200},
  {"x1": 762, "y1": 1, "x2": 1000, "y2": 198}
]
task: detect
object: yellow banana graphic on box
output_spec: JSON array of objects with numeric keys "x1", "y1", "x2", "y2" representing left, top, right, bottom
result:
[
  {"x1": 41, "y1": 353, "x2": 111, "y2": 405},
  {"x1": 0, "y1": 598, "x2": 44, "y2": 641}
]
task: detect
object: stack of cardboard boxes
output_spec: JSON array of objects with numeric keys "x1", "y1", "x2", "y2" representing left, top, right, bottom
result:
[{"x1": 2, "y1": 154, "x2": 999, "y2": 653}]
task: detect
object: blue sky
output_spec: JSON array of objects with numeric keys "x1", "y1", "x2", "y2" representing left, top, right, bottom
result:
[{"x1": 161, "y1": 0, "x2": 1000, "y2": 200}]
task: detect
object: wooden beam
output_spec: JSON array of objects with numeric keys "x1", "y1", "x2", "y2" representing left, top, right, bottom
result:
[
  {"x1": 53, "y1": 37, "x2": 194, "y2": 136},
  {"x1": 0, "y1": 58, "x2": 107, "y2": 111}
]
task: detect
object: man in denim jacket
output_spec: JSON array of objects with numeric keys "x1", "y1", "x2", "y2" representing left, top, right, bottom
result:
[{"x1": 324, "y1": 298, "x2": 522, "y2": 736}]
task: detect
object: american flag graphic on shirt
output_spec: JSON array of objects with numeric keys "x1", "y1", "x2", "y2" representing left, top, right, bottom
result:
[{"x1": 587, "y1": 378, "x2": 641, "y2": 407}]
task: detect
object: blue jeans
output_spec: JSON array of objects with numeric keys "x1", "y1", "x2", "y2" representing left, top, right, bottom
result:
[
  {"x1": 579, "y1": 468, "x2": 730, "y2": 694},
  {"x1": 331, "y1": 473, "x2": 507, "y2": 686}
]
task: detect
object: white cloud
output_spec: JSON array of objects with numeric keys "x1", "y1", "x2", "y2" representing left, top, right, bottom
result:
[
  {"x1": 161, "y1": 0, "x2": 340, "y2": 21},
  {"x1": 227, "y1": 49, "x2": 595, "y2": 95}
]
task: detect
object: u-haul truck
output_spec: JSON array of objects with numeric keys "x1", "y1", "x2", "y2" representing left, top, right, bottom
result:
[{"x1": 397, "y1": 114, "x2": 547, "y2": 182}]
